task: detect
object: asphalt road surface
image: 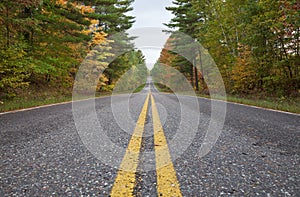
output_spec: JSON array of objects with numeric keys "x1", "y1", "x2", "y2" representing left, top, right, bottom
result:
[{"x1": 1, "y1": 79, "x2": 299, "y2": 196}]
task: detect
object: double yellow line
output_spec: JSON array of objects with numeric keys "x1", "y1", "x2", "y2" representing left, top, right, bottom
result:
[{"x1": 110, "y1": 93, "x2": 182, "y2": 197}]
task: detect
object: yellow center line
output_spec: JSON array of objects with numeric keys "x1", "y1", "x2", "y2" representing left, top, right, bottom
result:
[
  {"x1": 110, "y1": 93, "x2": 150, "y2": 197},
  {"x1": 151, "y1": 94, "x2": 183, "y2": 197}
]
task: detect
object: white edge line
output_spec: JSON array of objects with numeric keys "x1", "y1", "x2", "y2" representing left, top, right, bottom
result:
[
  {"x1": 0, "y1": 94, "x2": 132, "y2": 116},
  {"x1": 156, "y1": 92, "x2": 300, "y2": 117},
  {"x1": 1, "y1": 91, "x2": 299, "y2": 117},
  {"x1": 0, "y1": 91, "x2": 150, "y2": 116}
]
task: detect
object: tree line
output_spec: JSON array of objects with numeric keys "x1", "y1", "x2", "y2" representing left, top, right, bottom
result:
[
  {"x1": 0, "y1": 0, "x2": 146, "y2": 100},
  {"x1": 153, "y1": 0, "x2": 299, "y2": 97}
]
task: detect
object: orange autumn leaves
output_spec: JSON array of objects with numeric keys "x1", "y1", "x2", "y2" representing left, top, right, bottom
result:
[{"x1": 56, "y1": 0, "x2": 107, "y2": 47}]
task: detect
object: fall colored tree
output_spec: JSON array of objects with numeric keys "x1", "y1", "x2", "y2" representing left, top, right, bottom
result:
[
  {"x1": 0, "y1": 0, "x2": 145, "y2": 103},
  {"x1": 163, "y1": 0, "x2": 300, "y2": 97}
]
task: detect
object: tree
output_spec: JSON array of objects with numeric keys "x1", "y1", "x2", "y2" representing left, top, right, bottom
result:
[
  {"x1": 165, "y1": 0, "x2": 207, "y2": 91},
  {"x1": 164, "y1": 0, "x2": 300, "y2": 96},
  {"x1": 0, "y1": 0, "x2": 92, "y2": 99},
  {"x1": 0, "y1": 0, "x2": 146, "y2": 103}
]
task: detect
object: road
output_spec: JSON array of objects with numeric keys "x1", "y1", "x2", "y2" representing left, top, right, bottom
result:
[{"x1": 0, "y1": 79, "x2": 299, "y2": 196}]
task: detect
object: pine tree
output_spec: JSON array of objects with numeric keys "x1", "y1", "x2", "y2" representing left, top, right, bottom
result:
[
  {"x1": 0, "y1": 0, "x2": 93, "y2": 99},
  {"x1": 83, "y1": 0, "x2": 135, "y2": 34},
  {"x1": 165, "y1": 0, "x2": 203, "y2": 91}
]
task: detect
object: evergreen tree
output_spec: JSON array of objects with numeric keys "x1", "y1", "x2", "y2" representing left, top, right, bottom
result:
[
  {"x1": 0, "y1": 0, "x2": 92, "y2": 99},
  {"x1": 164, "y1": 0, "x2": 299, "y2": 96},
  {"x1": 165, "y1": 0, "x2": 204, "y2": 91},
  {"x1": 82, "y1": 0, "x2": 135, "y2": 34}
]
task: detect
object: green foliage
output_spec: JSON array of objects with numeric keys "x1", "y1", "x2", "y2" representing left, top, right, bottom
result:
[
  {"x1": 0, "y1": 0, "x2": 142, "y2": 105},
  {"x1": 0, "y1": 44, "x2": 32, "y2": 98},
  {"x1": 84, "y1": 0, "x2": 135, "y2": 33},
  {"x1": 104, "y1": 50, "x2": 147, "y2": 92},
  {"x1": 164, "y1": 0, "x2": 300, "y2": 97}
]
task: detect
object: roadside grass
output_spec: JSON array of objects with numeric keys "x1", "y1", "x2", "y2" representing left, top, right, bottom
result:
[
  {"x1": 207, "y1": 94, "x2": 300, "y2": 114},
  {"x1": 153, "y1": 83, "x2": 174, "y2": 93},
  {"x1": 153, "y1": 83, "x2": 300, "y2": 114},
  {"x1": 0, "y1": 84, "x2": 146, "y2": 113},
  {"x1": 2, "y1": 82, "x2": 298, "y2": 114},
  {"x1": 0, "y1": 93, "x2": 113, "y2": 113},
  {"x1": 0, "y1": 95, "x2": 72, "y2": 112},
  {"x1": 133, "y1": 84, "x2": 146, "y2": 93}
]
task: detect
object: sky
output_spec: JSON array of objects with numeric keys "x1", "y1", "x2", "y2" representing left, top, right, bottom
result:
[{"x1": 128, "y1": 0, "x2": 174, "y2": 69}]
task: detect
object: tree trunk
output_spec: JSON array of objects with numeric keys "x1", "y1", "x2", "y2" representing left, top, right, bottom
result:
[
  {"x1": 190, "y1": 65, "x2": 194, "y2": 88},
  {"x1": 198, "y1": 48, "x2": 205, "y2": 87},
  {"x1": 6, "y1": 7, "x2": 10, "y2": 48},
  {"x1": 193, "y1": 58, "x2": 199, "y2": 91},
  {"x1": 194, "y1": 66, "x2": 199, "y2": 91},
  {"x1": 24, "y1": 7, "x2": 31, "y2": 42}
]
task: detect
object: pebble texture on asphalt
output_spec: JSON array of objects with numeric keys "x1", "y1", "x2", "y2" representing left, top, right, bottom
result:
[{"x1": 0, "y1": 82, "x2": 299, "y2": 196}]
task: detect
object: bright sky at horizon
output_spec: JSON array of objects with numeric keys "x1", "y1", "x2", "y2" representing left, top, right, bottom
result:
[{"x1": 128, "y1": 0, "x2": 174, "y2": 69}]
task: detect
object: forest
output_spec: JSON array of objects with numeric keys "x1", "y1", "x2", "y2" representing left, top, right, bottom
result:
[
  {"x1": 153, "y1": 0, "x2": 299, "y2": 100},
  {"x1": 0, "y1": 0, "x2": 146, "y2": 106},
  {"x1": 0, "y1": 0, "x2": 299, "y2": 111}
]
